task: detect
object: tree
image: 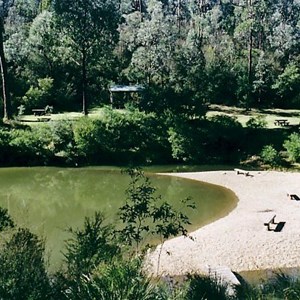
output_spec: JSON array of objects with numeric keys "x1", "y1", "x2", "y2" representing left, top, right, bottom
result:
[
  {"x1": 0, "y1": 0, "x2": 13, "y2": 121},
  {"x1": 118, "y1": 167, "x2": 195, "y2": 261},
  {"x1": 118, "y1": 168, "x2": 156, "y2": 253},
  {"x1": 54, "y1": 0, "x2": 120, "y2": 115}
]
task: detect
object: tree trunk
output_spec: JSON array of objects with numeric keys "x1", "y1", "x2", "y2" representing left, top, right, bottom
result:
[
  {"x1": 248, "y1": 28, "x2": 253, "y2": 84},
  {"x1": 82, "y1": 48, "x2": 88, "y2": 115},
  {"x1": 248, "y1": 0, "x2": 253, "y2": 84},
  {"x1": 0, "y1": 20, "x2": 11, "y2": 121}
]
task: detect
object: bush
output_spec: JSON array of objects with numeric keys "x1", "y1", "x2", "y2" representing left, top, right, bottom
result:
[
  {"x1": 206, "y1": 115, "x2": 243, "y2": 163},
  {"x1": 0, "y1": 207, "x2": 14, "y2": 232},
  {"x1": 73, "y1": 117, "x2": 108, "y2": 163},
  {"x1": 184, "y1": 275, "x2": 228, "y2": 300},
  {"x1": 63, "y1": 212, "x2": 120, "y2": 278},
  {"x1": 260, "y1": 145, "x2": 281, "y2": 166},
  {"x1": 0, "y1": 228, "x2": 51, "y2": 299},
  {"x1": 0, "y1": 128, "x2": 12, "y2": 165},
  {"x1": 50, "y1": 120, "x2": 76, "y2": 162},
  {"x1": 22, "y1": 77, "x2": 54, "y2": 110},
  {"x1": 283, "y1": 132, "x2": 300, "y2": 163},
  {"x1": 73, "y1": 109, "x2": 170, "y2": 164},
  {"x1": 9, "y1": 126, "x2": 53, "y2": 165},
  {"x1": 246, "y1": 115, "x2": 267, "y2": 129},
  {"x1": 66, "y1": 258, "x2": 164, "y2": 300}
]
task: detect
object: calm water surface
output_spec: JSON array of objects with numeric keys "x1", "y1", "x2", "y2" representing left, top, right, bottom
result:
[{"x1": 0, "y1": 167, "x2": 237, "y2": 269}]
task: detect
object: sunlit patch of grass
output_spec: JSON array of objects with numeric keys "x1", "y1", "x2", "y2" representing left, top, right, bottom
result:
[{"x1": 207, "y1": 105, "x2": 300, "y2": 128}]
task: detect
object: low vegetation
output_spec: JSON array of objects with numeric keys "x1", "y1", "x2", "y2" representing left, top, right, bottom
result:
[{"x1": 0, "y1": 106, "x2": 299, "y2": 169}]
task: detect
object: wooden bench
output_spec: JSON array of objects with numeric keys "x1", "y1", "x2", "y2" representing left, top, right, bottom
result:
[
  {"x1": 288, "y1": 194, "x2": 300, "y2": 201},
  {"x1": 32, "y1": 108, "x2": 46, "y2": 116},
  {"x1": 264, "y1": 215, "x2": 276, "y2": 231},
  {"x1": 274, "y1": 119, "x2": 289, "y2": 126},
  {"x1": 234, "y1": 168, "x2": 250, "y2": 176}
]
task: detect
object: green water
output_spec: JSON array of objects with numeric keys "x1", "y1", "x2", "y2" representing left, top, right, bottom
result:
[{"x1": 0, "y1": 167, "x2": 237, "y2": 269}]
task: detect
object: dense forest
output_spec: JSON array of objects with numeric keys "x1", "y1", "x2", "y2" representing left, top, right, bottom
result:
[
  {"x1": 0, "y1": 0, "x2": 299, "y2": 166},
  {"x1": 0, "y1": 0, "x2": 299, "y2": 119}
]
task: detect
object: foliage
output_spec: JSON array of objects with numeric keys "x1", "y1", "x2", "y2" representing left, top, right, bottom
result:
[
  {"x1": 118, "y1": 168, "x2": 194, "y2": 255},
  {"x1": 184, "y1": 274, "x2": 229, "y2": 300},
  {"x1": 118, "y1": 168, "x2": 157, "y2": 252},
  {"x1": 246, "y1": 115, "x2": 267, "y2": 129},
  {"x1": 54, "y1": 0, "x2": 120, "y2": 114},
  {"x1": 65, "y1": 258, "x2": 165, "y2": 300},
  {"x1": 283, "y1": 132, "x2": 300, "y2": 163},
  {"x1": 22, "y1": 77, "x2": 54, "y2": 110},
  {"x1": 206, "y1": 115, "x2": 244, "y2": 163},
  {"x1": 9, "y1": 126, "x2": 53, "y2": 165},
  {"x1": 260, "y1": 145, "x2": 281, "y2": 167},
  {"x1": 63, "y1": 212, "x2": 120, "y2": 278},
  {"x1": 0, "y1": 207, "x2": 14, "y2": 232},
  {"x1": 72, "y1": 109, "x2": 170, "y2": 164},
  {"x1": 272, "y1": 63, "x2": 300, "y2": 107},
  {"x1": 0, "y1": 228, "x2": 51, "y2": 299}
]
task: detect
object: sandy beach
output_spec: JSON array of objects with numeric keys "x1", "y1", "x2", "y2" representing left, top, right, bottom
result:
[{"x1": 146, "y1": 170, "x2": 300, "y2": 276}]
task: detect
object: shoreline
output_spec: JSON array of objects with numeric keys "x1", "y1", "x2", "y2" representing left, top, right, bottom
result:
[{"x1": 146, "y1": 170, "x2": 300, "y2": 276}]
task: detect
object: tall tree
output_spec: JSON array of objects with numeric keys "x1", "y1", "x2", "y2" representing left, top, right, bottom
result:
[
  {"x1": 0, "y1": 0, "x2": 13, "y2": 121},
  {"x1": 54, "y1": 0, "x2": 120, "y2": 115}
]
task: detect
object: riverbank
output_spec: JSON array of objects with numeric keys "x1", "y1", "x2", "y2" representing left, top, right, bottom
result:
[{"x1": 147, "y1": 170, "x2": 300, "y2": 276}]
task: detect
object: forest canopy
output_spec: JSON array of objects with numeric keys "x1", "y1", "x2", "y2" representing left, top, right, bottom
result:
[{"x1": 0, "y1": 0, "x2": 298, "y2": 119}]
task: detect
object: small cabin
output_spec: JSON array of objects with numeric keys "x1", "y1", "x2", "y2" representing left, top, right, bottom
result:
[{"x1": 109, "y1": 85, "x2": 144, "y2": 108}]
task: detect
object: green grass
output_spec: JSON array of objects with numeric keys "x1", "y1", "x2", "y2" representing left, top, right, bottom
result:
[
  {"x1": 17, "y1": 107, "x2": 127, "y2": 126},
  {"x1": 18, "y1": 105, "x2": 300, "y2": 129},
  {"x1": 207, "y1": 105, "x2": 300, "y2": 128}
]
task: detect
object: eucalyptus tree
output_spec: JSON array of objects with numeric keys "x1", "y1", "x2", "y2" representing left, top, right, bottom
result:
[
  {"x1": 2, "y1": 0, "x2": 50, "y2": 114},
  {"x1": 0, "y1": 0, "x2": 14, "y2": 120},
  {"x1": 54, "y1": 0, "x2": 120, "y2": 115},
  {"x1": 124, "y1": 0, "x2": 178, "y2": 86}
]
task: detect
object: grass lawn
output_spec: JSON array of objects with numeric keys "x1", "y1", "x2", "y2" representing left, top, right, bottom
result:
[
  {"x1": 18, "y1": 104, "x2": 300, "y2": 129},
  {"x1": 207, "y1": 105, "x2": 300, "y2": 128},
  {"x1": 17, "y1": 107, "x2": 126, "y2": 125}
]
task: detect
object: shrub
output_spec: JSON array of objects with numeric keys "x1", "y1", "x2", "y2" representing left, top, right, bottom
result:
[
  {"x1": 246, "y1": 115, "x2": 267, "y2": 129},
  {"x1": 283, "y1": 132, "x2": 300, "y2": 163},
  {"x1": 0, "y1": 228, "x2": 51, "y2": 299},
  {"x1": 73, "y1": 118, "x2": 108, "y2": 163},
  {"x1": 0, "y1": 128, "x2": 12, "y2": 165},
  {"x1": 260, "y1": 145, "x2": 281, "y2": 166},
  {"x1": 73, "y1": 109, "x2": 170, "y2": 164},
  {"x1": 63, "y1": 212, "x2": 120, "y2": 277},
  {"x1": 206, "y1": 115, "x2": 243, "y2": 163},
  {"x1": 71, "y1": 258, "x2": 164, "y2": 300},
  {"x1": 49, "y1": 120, "x2": 76, "y2": 162},
  {"x1": 0, "y1": 207, "x2": 15, "y2": 232},
  {"x1": 184, "y1": 275, "x2": 228, "y2": 300},
  {"x1": 9, "y1": 126, "x2": 53, "y2": 165},
  {"x1": 22, "y1": 77, "x2": 54, "y2": 110}
]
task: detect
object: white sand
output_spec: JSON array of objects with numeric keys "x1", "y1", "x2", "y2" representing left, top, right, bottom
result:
[{"x1": 146, "y1": 170, "x2": 300, "y2": 276}]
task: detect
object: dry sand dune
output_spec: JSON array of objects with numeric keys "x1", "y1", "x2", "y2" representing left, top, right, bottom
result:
[{"x1": 147, "y1": 171, "x2": 300, "y2": 276}]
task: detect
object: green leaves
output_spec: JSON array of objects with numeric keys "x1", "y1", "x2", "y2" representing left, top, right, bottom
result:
[
  {"x1": 118, "y1": 168, "x2": 195, "y2": 254},
  {"x1": 0, "y1": 207, "x2": 14, "y2": 232},
  {"x1": 64, "y1": 212, "x2": 120, "y2": 277}
]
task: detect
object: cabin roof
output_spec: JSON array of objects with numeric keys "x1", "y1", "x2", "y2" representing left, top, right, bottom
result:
[{"x1": 109, "y1": 85, "x2": 144, "y2": 92}]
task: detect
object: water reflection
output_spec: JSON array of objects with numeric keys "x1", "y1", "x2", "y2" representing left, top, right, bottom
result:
[{"x1": 0, "y1": 167, "x2": 237, "y2": 269}]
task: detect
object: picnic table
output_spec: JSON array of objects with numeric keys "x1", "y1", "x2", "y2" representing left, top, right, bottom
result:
[
  {"x1": 274, "y1": 119, "x2": 289, "y2": 126},
  {"x1": 32, "y1": 108, "x2": 46, "y2": 116}
]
